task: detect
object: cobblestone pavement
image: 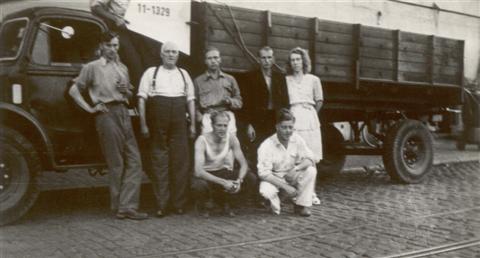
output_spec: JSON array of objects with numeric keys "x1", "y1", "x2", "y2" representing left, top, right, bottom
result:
[{"x1": 1, "y1": 160, "x2": 479, "y2": 258}]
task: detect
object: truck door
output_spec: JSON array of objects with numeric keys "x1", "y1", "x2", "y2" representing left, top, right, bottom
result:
[{"x1": 27, "y1": 16, "x2": 104, "y2": 165}]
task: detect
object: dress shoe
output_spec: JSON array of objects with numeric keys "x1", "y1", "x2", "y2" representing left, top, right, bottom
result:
[
  {"x1": 156, "y1": 209, "x2": 166, "y2": 218},
  {"x1": 174, "y1": 208, "x2": 185, "y2": 215},
  {"x1": 294, "y1": 205, "x2": 311, "y2": 217},
  {"x1": 116, "y1": 209, "x2": 149, "y2": 220}
]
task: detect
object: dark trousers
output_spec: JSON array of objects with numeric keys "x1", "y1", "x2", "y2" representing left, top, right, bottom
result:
[
  {"x1": 146, "y1": 96, "x2": 189, "y2": 210},
  {"x1": 246, "y1": 110, "x2": 276, "y2": 172},
  {"x1": 95, "y1": 103, "x2": 143, "y2": 212},
  {"x1": 191, "y1": 169, "x2": 259, "y2": 207}
]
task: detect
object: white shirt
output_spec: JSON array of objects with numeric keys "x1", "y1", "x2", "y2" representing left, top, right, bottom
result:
[
  {"x1": 257, "y1": 132, "x2": 315, "y2": 179},
  {"x1": 137, "y1": 66, "x2": 195, "y2": 101}
]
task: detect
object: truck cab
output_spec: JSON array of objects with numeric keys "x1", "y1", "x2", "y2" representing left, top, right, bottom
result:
[{"x1": 0, "y1": 7, "x2": 110, "y2": 225}]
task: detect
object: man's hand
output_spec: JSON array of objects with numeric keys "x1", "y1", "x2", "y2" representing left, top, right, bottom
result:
[
  {"x1": 282, "y1": 184, "x2": 297, "y2": 198},
  {"x1": 246, "y1": 124, "x2": 256, "y2": 142},
  {"x1": 117, "y1": 83, "x2": 129, "y2": 94},
  {"x1": 222, "y1": 97, "x2": 231, "y2": 106},
  {"x1": 140, "y1": 125, "x2": 150, "y2": 139},
  {"x1": 91, "y1": 103, "x2": 109, "y2": 114},
  {"x1": 223, "y1": 180, "x2": 240, "y2": 194},
  {"x1": 115, "y1": 17, "x2": 127, "y2": 29},
  {"x1": 189, "y1": 123, "x2": 196, "y2": 139}
]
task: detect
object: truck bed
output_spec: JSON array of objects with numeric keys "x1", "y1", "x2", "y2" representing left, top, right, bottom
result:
[{"x1": 191, "y1": 2, "x2": 464, "y2": 121}]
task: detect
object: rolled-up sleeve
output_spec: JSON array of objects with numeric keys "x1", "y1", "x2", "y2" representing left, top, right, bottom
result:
[
  {"x1": 75, "y1": 63, "x2": 92, "y2": 91},
  {"x1": 137, "y1": 67, "x2": 154, "y2": 99},
  {"x1": 229, "y1": 76, "x2": 243, "y2": 110},
  {"x1": 257, "y1": 141, "x2": 274, "y2": 179}
]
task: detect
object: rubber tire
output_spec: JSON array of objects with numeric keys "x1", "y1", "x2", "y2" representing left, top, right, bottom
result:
[
  {"x1": 317, "y1": 123, "x2": 346, "y2": 177},
  {"x1": 383, "y1": 120, "x2": 433, "y2": 184},
  {"x1": 0, "y1": 126, "x2": 40, "y2": 226}
]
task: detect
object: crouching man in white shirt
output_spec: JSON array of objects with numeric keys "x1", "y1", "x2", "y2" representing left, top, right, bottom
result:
[{"x1": 257, "y1": 108, "x2": 317, "y2": 217}]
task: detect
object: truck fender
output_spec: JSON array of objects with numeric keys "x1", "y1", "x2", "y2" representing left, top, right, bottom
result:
[{"x1": 0, "y1": 102, "x2": 55, "y2": 170}]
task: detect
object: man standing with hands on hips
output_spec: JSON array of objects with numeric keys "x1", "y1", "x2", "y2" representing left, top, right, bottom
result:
[
  {"x1": 69, "y1": 32, "x2": 148, "y2": 220},
  {"x1": 137, "y1": 41, "x2": 196, "y2": 217}
]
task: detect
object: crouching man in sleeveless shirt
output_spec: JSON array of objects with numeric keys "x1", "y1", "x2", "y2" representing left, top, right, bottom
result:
[{"x1": 191, "y1": 111, "x2": 257, "y2": 217}]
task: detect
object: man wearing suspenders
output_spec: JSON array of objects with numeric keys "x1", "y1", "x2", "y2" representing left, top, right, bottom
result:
[{"x1": 137, "y1": 42, "x2": 196, "y2": 217}]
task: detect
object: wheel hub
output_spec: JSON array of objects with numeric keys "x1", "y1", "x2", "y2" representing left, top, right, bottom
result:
[
  {"x1": 0, "y1": 162, "x2": 11, "y2": 192},
  {"x1": 402, "y1": 138, "x2": 424, "y2": 168}
]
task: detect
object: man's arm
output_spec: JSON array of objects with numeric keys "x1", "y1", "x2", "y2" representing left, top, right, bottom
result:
[
  {"x1": 69, "y1": 84, "x2": 107, "y2": 114},
  {"x1": 227, "y1": 76, "x2": 242, "y2": 110},
  {"x1": 137, "y1": 97, "x2": 149, "y2": 138},
  {"x1": 231, "y1": 135, "x2": 248, "y2": 181},
  {"x1": 187, "y1": 100, "x2": 196, "y2": 138},
  {"x1": 194, "y1": 138, "x2": 236, "y2": 190}
]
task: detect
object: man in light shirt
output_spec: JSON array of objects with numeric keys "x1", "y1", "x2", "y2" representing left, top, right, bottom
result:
[
  {"x1": 257, "y1": 109, "x2": 317, "y2": 217},
  {"x1": 137, "y1": 41, "x2": 196, "y2": 217},
  {"x1": 194, "y1": 46, "x2": 242, "y2": 135}
]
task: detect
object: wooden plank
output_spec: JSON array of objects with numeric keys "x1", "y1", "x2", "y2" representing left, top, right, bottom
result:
[
  {"x1": 433, "y1": 55, "x2": 460, "y2": 67},
  {"x1": 400, "y1": 31, "x2": 429, "y2": 44},
  {"x1": 270, "y1": 24, "x2": 310, "y2": 40},
  {"x1": 316, "y1": 31, "x2": 353, "y2": 45},
  {"x1": 399, "y1": 71, "x2": 428, "y2": 82},
  {"x1": 206, "y1": 4, "x2": 264, "y2": 23},
  {"x1": 269, "y1": 36, "x2": 310, "y2": 51},
  {"x1": 399, "y1": 41, "x2": 430, "y2": 53},
  {"x1": 206, "y1": 15, "x2": 263, "y2": 34},
  {"x1": 361, "y1": 57, "x2": 394, "y2": 70},
  {"x1": 398, "y1": 51, "x2": 428, "y2": 63},
  {"x1": 316, "y1": 54, "x2": 352, "y2": 66},
  {"x1": 317, "y1": 20, "x2": 354, "y2": 34},
  {"x1": 433, "y1": 65, "x2": 459, "y2": 76},
  {"x1": 361, "y1": 36, "x2": 394, "y2": 50},
  {"x1": 399, "y1": 61, "x2": 428, "y2": 73},
  {"x1": 208, "y1": 29, "x2": 263, "y2": 47},
  {"x1": 360, "y1": 47, "x2": 393, "y2": 59},
  {"x1": 321, "y1": 75, "x2": 351, "y2": 83},
  {"x1": 434, "y1": 74, "x2": 459, "y2": 85},
  {"x1": 317, "y1": 42, "x2": 353, "y2": 56},
  {"x1": 361, "y1": 26, "x2": 394, "y2": 39},
  {"x1": 360, "y1": 67, "x2": 394, "y2": 80},
  {"x1": 220, "y1": 55, "x2": 254, "y2": 71},
  {"x1": 434, "y1": 37, "x2": 461, "y2": 49},
  {"x1": 316, "y1": 64, "x2": 353, "y2": 78},
  {"x1": 208, "y1": 42, "x2": 249, "y2": 58},
  {"x1": 271, "y1": 13, "x2": 310, "y2": 29},
  {"x1": 434, "y1": 46, "x2": 461, "y2": 58}
]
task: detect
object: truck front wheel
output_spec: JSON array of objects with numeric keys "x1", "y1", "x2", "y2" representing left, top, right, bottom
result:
[
  {"x1": 383, "y1": 120, "x2": 433, "y2": 184},
  {"x1": 0, "y1": 126, "x2": 40, "y2": 225}
]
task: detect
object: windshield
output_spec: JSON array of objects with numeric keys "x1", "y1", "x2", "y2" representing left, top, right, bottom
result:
[{"x1": 0, "y1": 18, "x2": 28, "y2": 60}]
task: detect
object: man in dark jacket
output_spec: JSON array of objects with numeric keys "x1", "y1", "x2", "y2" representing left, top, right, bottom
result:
[{"x1": 241, "y1": 46, "x2": 290, "y2": 169}]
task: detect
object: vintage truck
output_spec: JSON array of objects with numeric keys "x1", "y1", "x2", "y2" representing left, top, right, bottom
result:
[{"x1": 0, "y1": 2, "x2": 464, "y2": 225}]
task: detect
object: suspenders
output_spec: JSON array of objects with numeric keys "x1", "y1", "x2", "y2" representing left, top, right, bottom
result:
[{"x1": 151, "y1": 66, "x2": 187, "y2": 94}]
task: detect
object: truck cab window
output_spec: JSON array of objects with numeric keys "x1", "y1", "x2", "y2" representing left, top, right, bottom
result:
[
  {"x1": 31, "y1": 18, "x2": 101, "y2": 66},
  {"x1": 0, "y1": 18, "x2": 28, "y2": 60}
]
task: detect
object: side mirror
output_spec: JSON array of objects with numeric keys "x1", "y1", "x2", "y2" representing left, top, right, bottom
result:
[
  {"x1": 40, "y1": 23, "x2": 75, "y2": 39},
  {"x1": 61, "y1": 26, "x2": 75, "y2": 39}
]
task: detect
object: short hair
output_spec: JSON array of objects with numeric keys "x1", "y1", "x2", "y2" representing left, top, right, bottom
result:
[
  {"x1": 276, "y1": 108, "x2": 295, "y2": 124},
  {"x1": 210, "y1": 110, "x2": 231, "y2": 125},
  {"x1": 161, "y1": 41, "x2": 179, "y2": 54},
  {"x1": 100, "y1": 31, "x2": 118, "y2": 43},
  {"x1": 258, "y1": 46, "x2": 274, "y2": 56},
  {"x1": 204, "y1": 46, "x2": 220, "y2": 57},
  {"x1": 286, "y1": 47, "x2": 311, "y2": 74}
]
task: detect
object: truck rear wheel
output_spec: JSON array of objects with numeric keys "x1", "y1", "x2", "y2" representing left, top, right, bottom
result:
[
  {"x1": 0, "y1": 126, "x2": 40, "y2": 225},
  {"x1": 383, "y1": 120, "x2": 433, "y2": 184},
  {"x1": 317, "y1": 124, "x2": 346, "y2": 176}
]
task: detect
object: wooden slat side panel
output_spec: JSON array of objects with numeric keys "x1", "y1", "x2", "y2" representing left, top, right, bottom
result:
[
  {"x1": 399, "y1": 61, "x2": 428, "y2": 73},
  {"x1": 399, "y1": 41, "x2": 430, "y2": 54},
  {"x1": 206, "y1": 4, "x2": 264, "y2": 22},
  {"x1": 361, "y1": 58, "x2": 394, "y2": 70},
  {"x1": 317, "y1": 20, "x2": 354, "y2": 34},
  {"x1": 316, "y1": 64, "x2": 353, "y2": 79},
  {"x1": 317, "y1": 42, "x2": 353, "y2": 56},
  {"x1": 360, "y1": 67, "x2": 394, "y2": 80},
  {"x1": 206, "y1": 15, "x2": 263, "y2": 34},
  {"x1": 316, "y1": 54, "x2": 352, "y2": 67},
  {"x1": 269, "y1": 36, "x2": 310, "y2": 51},
  {"x1": 270, "y1": 24, "x2": 310, "y2": 40},
  {"x1": 400, "y1": 31, "x2": 430, "y2": 44},
  {"x1": 361, "y1": 37, "x2": 394, "y2": 50},
  {"x1": 208, "y1": 29, "x2": 263, "y2": 47},
  {"x1": 271, "y1": 13, "x2": 310, "y2": 29},
  {"x1": 316, "y1": 31, "x2": 353, "y2": 45},
  {"x1": 399, "y1": 71, "x2": 428, "y2": 82},
  {"x1": 360, "y1": 47, "x2": 393, "y2": 59},
  {"x1": 361, "y1": 26, "x2": 394, "y2": 39},
  {"x1": 434, "y1": 74, "x2": 459, "y2": 85}
]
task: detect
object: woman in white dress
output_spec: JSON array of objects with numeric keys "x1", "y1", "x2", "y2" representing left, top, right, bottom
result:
[{"x1": 285, "y1": 47, "x2": 323, "y2": 204}]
